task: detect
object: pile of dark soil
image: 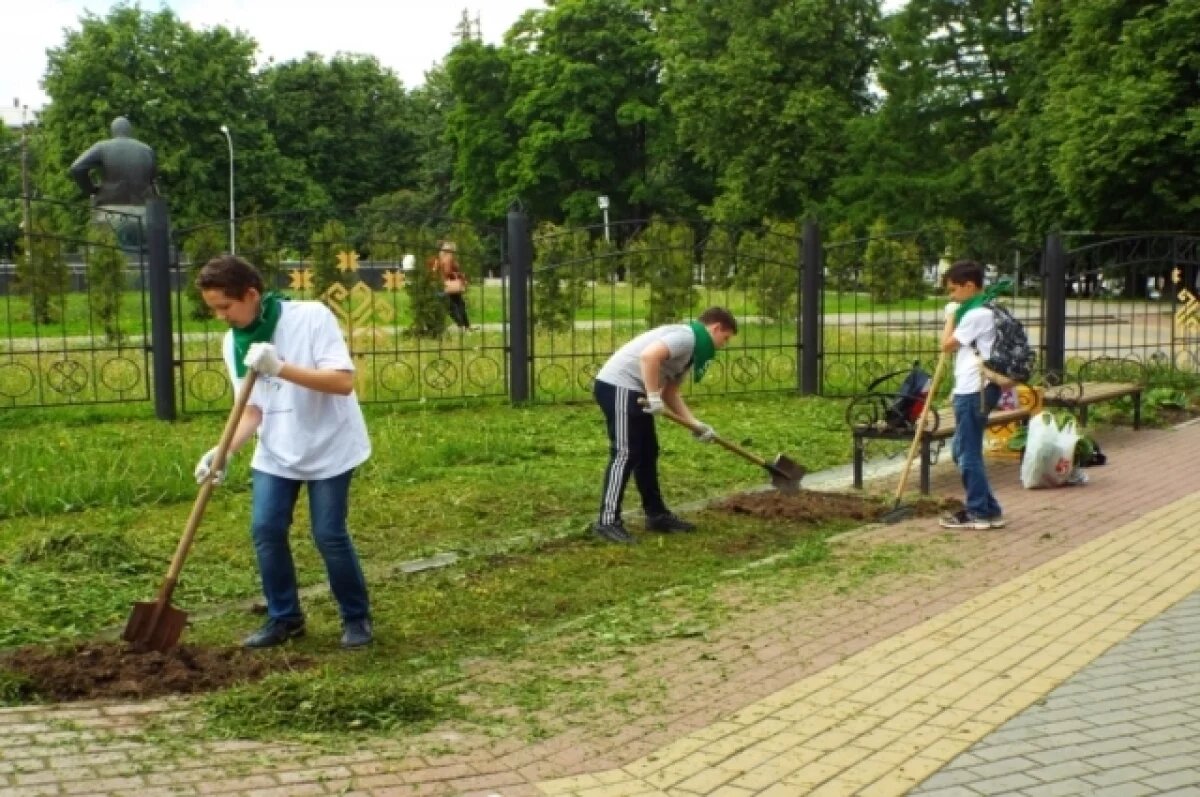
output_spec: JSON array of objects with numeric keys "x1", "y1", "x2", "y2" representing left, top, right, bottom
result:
[
  {"x1": 1, "y1": 643, "x2": 305, "y2": 703},
  {"x1": 712, "y1": 489, "x2": 957, "y2": 522}
]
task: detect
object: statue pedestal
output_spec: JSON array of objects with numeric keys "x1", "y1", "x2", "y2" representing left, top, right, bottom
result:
[{"x1": 92, "y1": 205, "x2": 147, "y2": 251}]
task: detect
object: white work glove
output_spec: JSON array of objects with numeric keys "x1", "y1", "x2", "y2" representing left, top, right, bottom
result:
[
  {"x1": 944, "y1": 301, "x2": 960, "y2": 320},
  {"x1": 643, "y1": 391, "x2": 665, "y2": 415},
  {"x1": 194, "y1": 447, "x2": 229, "y2": 486},
  {"x1": 244, "y1": 342, "x2": 283, "y2": 376},
  {"x1": 691, "y1": 422, "x2": 717, "y2": 443}
]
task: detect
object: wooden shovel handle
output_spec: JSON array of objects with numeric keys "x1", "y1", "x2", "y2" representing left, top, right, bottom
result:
[
  {"x1": 892, "y1": 352, "x2": 948, "y2": 503},
  {"x1": 155, "y1": 370, "x2": 258, "y2": 605},
  {"x1": 638, "y1": 398, "x2": 769, "y2": 468}
]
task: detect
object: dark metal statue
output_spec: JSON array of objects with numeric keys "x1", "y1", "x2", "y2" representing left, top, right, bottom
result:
[{"x1": 69, "y1": 116, "x2": 158, "y2": 207}]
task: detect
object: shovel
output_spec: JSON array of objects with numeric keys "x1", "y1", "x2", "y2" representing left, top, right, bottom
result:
[
  {"x1": 643, "y1": 400, "x2": 805, "y2": 493},
  {"x1": 880, "y1": 351, "x2": 948, "y2": 524},
  {"x1": 123, "y1": 371, "x2": 258, "y2": 652}
]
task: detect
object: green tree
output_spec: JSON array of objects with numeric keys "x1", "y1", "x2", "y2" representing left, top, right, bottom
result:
[
  {"x1": 656, "y1": 0, "x2": 878, "y2": 223},
  {"x1": 861, "y1": 219, "x2": 925, "y2": 303},
  {"x1": 626, "y1": 218, "x2": 696, "y2": 326},
  {"x1": 825, "y1": 220, "x2": 862, "y2": 293},
  {"x1": 181, "y1": 226, "x2": 224, "y2": 320},
  {"x1": 838, "y1": 1, "x2": 1033, "y2": 236},
  {"x1": 701, "y1": 225, "x2": 738, "y2": 289},
  {"x1": 85, "y1": 226, "x2": 127, "y2": 342},
  {"x1": 308, "y1": 219, "x2": 352, "y2": 298},
  {"x1": 403, "y1": 241, "x2": 450, "y2": 339},
  {"x1": 735, "y1": 222, "x2": 799, "y2": 322},
  {"x1": 444, "y1": 41, "x2": 516, "y2": 222},
  {"x1": 1034, "y1": 1, "x2": 1198, "y2": 230},
  {"x1": 16, "y1": 218, "x2": 70, "y2": 325},
  {"x1": 532, "y1": 222, "x2": 592, "y2": 332},
  {"x1": 39, "y1": 5, "x2": 325, "y2": 227},
  {"x1": 259, "y1": 54, "x2": 417, "y2": 211}
]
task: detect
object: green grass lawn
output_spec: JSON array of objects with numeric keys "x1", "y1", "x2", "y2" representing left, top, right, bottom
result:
[{"x1": 0, "y1": 392, "x2": 946, "y2": 742}]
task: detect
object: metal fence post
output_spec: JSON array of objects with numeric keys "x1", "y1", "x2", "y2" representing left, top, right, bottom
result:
[
  {"x1": 145, "y1": 197, "x2": 176, "y2": 420},
  {"x1": 1042, "y1": 231, "x2": 1067, "y2": 378},
  {"x1": 801, "y1": 219, "x2": 822, "y2": 395},
  {"x1": 506, "y1": 205, "x2": 532, "y2": 404}
]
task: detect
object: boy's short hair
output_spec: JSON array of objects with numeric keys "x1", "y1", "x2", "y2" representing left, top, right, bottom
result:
[
  {"x1": 196, "y1": 255, "x2": 264, "y2": 299},
  {"x1": 943, "y1": 259, "x2": 985, "y2": 288},
  {"x1": 698, "y1": 306, "x2": 738, "y2": 334}
]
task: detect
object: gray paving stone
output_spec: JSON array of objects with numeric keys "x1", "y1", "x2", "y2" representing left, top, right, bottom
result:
[
  {"x1": 1145, "y1": 770, "x2": 1200, "y2": 791},
  {"x1": 1089, "y1": 782, "x2": 1160, "y2": 797},
  {"x1": 1082, "y1": 748, "x2": 1151, "y2": 768},
  {"x1": 1026, "y1": 759, "x2": 1098, "y2": 783},
  {"x1": 1079, "y1": 721, "x2": 1150, "y2": 741},
  {"x1": 969, "y1": 772, "x2": 1041, "y2": 795},
  {"x1": 968, "y1": 740, "x2": 1044, "y2": 763},
  {"x1": 919, "y1": 768, "x2": 989, "y2": 790},
  {"x1": 1133, "y1": 711, "x2": 1194, "y2": 730},
  {"x1": 1014, "y1": 777, "x2": 1097, "y2": 797},
  {"x1": 912, "y1": 786, "x2": 983, "y2": 797},
  {"x1": 958, "y1": 757, "x2": 1042, "y2": 780},
  {"x1": 1081, "y1": 765, "x2": 1155, "y2": 786},
  {"x1": 1140, "y1": 754, "x2": 1200, "y2": 776}
]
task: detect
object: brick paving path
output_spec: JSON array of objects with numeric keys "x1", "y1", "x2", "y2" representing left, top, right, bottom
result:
[{"x1": 2, "y1": 420, "x2": 1198, "y2": 796}]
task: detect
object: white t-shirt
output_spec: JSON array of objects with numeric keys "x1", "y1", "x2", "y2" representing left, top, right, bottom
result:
[
  {"x1": 594, "y1": 324, "x2": 696, "y2": 390},
  {"x1": 951, "y1": 306, "x2": 996, "y2": 395},
  {"x1": 223, "y1": 301, "x2": 371, "y2": 480}
]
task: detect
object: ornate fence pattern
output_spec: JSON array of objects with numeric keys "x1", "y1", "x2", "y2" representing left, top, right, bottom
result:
[{"x1": 2, "y1": 196, "x2": 1198, "y2": 417}]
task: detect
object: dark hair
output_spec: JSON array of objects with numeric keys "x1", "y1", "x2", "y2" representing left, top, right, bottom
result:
[
  {"x1": 699, "y1": 306, "x2": 738, "y2": 334},
  {"x1": 943, "y1": 259, "x2": 985, "y2": 289},
  {"x1": 196, "y1": 255, "x2": 264, "y2": 299}
]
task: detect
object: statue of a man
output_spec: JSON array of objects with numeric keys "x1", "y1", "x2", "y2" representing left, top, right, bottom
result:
[{"x1": 69, "y1": 116, "x2": 158, "y2": 207}]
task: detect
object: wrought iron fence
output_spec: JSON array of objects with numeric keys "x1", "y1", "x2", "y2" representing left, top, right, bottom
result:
[
  {"x1": 1053, "y1": 233, "x2": 1200, "y2": 380},
  {"x1": 171, "y1": 211, "x2": 509, "y2": 412},
  {"x1": 819, "y1": 228, "x2": 1041, "y2": 397},
  {"x1": 526, "y1": 217, "x2": 805, "y2": 402},
  {"x1": 3, "y1": 195, "x2": 1198, "y2": 419},
  {"x1": 0, "y1": 199, "x2": 152, "y2": 409}
]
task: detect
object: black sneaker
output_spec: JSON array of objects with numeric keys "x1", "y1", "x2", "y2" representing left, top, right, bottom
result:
[
  {"x1": 341, "y1": 618, "x2": 373, "y2": 649},
  {"x1": 592, "y1": 521, "x2": 637, "y2": 544},
  {"x1": 938, "y1": 509, "x2": 991, "y2": 530},
  {"x1": 243, "y1": 617, "x2": 306, "y2": 648},
  {"x1": 646, "y1": 513, "x2": 697, "y2": 533}
]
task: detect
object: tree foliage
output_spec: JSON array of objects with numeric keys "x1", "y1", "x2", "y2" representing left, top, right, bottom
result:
[
  {"x1": 532, "y1": 222, "x2": 593, "y2": 332},
  {"x1": 657, "y1": 0, "x2": 878, "y2": 223},
  {"x1": 626, "y1": 219, "x2": 696, "y2": 326}
]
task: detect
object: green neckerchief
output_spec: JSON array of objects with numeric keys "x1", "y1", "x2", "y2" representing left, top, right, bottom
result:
[
  {"x1": 953, "y1": 278, "x2": 1013, "y2": 325},
  {"x1": 688, "y1": 320, "x2": 716, "y2": 383},
  {"x1": 231, "y1": 291, "x2": 284, "y2": 377}
]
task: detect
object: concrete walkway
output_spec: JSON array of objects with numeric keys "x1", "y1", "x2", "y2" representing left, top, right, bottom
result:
[{"x1": 2, "y1": 421, "x2": 1199, "y2": 796}]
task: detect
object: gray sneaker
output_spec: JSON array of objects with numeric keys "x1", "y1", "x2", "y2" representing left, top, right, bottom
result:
[{"x1": 341, "y1": 618, "x2": 373, "y2": 649}]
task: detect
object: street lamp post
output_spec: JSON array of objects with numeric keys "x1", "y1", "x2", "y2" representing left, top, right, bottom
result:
[
  {"x1": 218, "y1": 124, "x2": 235, "y2": 255},
  {"x1": 597, "y1": 195, "x2": 610, "y2": 244}
]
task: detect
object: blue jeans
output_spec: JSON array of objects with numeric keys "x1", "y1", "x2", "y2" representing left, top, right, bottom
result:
[
  {"x1": 951, "y1": 385, "x2": 1002, "y2": 520},
  {"x1": 250, "y1": 468, "x2": 370, "y2": 623}
]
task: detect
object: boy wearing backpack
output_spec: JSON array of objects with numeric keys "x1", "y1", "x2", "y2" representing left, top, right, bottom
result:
[{"x1": 939, "y1": 260, "x2": 1006, "y2": 530}]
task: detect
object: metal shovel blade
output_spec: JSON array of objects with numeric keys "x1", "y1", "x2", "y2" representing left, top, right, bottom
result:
[
  {"x1": 122, "y1": 601, "x2": 188, "y2": 653},
  {"x1": 766, "y1": 455, "x2": 805, "y2": 493}
]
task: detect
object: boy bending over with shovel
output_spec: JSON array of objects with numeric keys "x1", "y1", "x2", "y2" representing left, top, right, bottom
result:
[
  {"x1": 195, "y1": 255, "x2": 374, "y2": 648},
  {"x1": 591, "y1": 307, "x2": 738, "y2": 544}
]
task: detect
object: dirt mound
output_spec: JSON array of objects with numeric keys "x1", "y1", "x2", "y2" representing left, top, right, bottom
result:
[
  {"x1": 712, "y1": 489, "x2": 957, "y2": 522},
  {"x1": 1, "y1": 642, "x2": 305, "y2": 703}
]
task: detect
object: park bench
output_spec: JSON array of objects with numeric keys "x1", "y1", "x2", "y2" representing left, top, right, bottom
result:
[
  {"x1": 844, "y1": 356, "x2": 1144, "y2": 494},
  {"x1": 847, "y1": 401, "x2": 1032, "y2": 495},
  {"x1": 1040, "y1": 357, "x2": 1147, "y2": 429}
]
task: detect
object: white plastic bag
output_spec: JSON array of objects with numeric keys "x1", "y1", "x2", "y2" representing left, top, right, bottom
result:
[{"x1": 1020, "y1": 412, "x2": 1080, "y2": 489}]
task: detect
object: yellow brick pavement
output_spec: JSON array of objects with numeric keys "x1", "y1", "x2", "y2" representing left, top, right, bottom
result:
[{"x1": 536, "y1": 491, "x2": 1200, "y2": 797}]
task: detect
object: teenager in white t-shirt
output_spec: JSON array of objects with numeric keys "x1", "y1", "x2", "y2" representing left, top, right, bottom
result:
[
  {"x1": 939, "y1": 260, "x2": 1005, "y2": 531},
  {"x1": 194, "y1": 256, "x2": 373, "y2": 649}
]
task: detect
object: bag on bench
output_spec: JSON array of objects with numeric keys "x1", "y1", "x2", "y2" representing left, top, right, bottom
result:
[{"x1": 885, "y1": 362, "x2": 932, "y2": 431}]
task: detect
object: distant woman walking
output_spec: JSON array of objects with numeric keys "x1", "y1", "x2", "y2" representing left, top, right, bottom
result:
[{"x1": 428, "y1": 240, "x2": 471, "y2": 330}]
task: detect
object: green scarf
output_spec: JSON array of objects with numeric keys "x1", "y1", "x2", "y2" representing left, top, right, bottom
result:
[
  {"x1": 231, "y1": 292, "x2": 284, "y2": 377},
  {"x1": 688, "y1": 320, "x2": 716, "y2": 383},
  {"x1": 953, "y1": 278, "x2": 1013, "y2": 325}
]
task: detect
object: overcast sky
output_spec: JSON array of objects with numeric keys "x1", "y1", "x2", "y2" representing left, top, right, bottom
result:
[{"x1": 1, "y1": 0, "x2": 545, "y2": 113}]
